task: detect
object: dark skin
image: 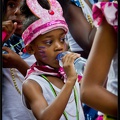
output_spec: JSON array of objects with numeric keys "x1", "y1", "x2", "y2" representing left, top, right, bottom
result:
[
  {"x1": 23, "y1": 29, "x2": 80, "y2": 120},
  {"x1": 2, "y1": 0, "x2": 30, "y2": 76},
  {"x1": 57, "y1": 0, "x2": 96, "y2": 58},
  {"x1": 2, "y1": 0, "x2": 50, "y2": 76},
  {"x1": 21, "y1": 0, "x2": 96, "y2": 59},
  {"x1": 58, "y1": 0, "x2": 118, "y2": 117},
  {"x1": 81, "y1": 18, "x2": 118, "y2": 117},
  {"x1": 2, "y1": 46, "x2": 30, "y2": 76},
  {"x1": 2, "y1": 20, "x2": 17, "y2": 43}
]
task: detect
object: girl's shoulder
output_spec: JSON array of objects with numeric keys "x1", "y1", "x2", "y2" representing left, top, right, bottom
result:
[{"x1": 25, "y1": 74, "x2": 48, "y2": 85}]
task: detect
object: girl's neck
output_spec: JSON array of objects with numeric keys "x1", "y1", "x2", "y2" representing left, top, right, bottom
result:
[{"x1": 36, "y1": 61, "x2": 59, "y2": 71}]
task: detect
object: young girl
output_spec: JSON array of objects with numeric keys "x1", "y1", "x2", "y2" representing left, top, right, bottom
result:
[
  {"x1": 80, "y1": 1, "x2": 118, "y2": 119},
  {"x1": 2, "y1": 0, "x2": 36, "y2": 120},
  {"x1": 21, "y1": 0, "x2": 85, "y2": 120}
]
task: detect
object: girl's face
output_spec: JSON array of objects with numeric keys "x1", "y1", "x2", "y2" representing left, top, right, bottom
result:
[
  {"x1": 4, "y1": 0, "x2": 25, "y2": 36},
  {"x1": 30, "y1": 29, "x2": 68, "y2": 68}
]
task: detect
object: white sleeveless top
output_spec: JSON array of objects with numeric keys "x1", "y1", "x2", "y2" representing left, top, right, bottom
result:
[
  {"x1": 22, "y1": 74, "x2": 85, "y2": 120},
  {"x1": 107, "y1": 49, "x2": 118, "y2": 96}
]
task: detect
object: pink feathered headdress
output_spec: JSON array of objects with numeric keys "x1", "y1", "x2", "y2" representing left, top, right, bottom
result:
[{"x1": 22, "y1": 0, "x2": 68, "y2": 46}]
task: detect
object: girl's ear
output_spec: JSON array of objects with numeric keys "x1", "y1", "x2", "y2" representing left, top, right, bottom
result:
[{"x1": 25, "y1": 44, "x2": 35, "y2": 54}]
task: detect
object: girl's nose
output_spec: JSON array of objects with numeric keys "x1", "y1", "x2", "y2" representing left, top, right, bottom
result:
[
  {"x1": 54, "y1": 42, "x2": 63, "y2": 51},
  {"x1": 14, "y1": 7, "x2": 21, "y2": 15}
]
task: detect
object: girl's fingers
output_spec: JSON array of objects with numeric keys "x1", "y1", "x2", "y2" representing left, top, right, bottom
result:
[
  {"x1": 13, "y1": 22, "x2": 17, "y2": 32},
  {"x1": 2, "y1": 46, "x2": 12, "y2": 54},
  {"x1": 62, "y1": 53, "x2": 80, "y2": 63},
  {"x1": 2, "y1": 20, "x2": 16, "y2": 34}
]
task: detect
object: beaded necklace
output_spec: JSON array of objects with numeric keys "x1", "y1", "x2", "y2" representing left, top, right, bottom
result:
[
  {"x1": 40, "y1": 74, "x2": 79, "y2": 120},
  {"x1": 79, "y1": 0, "x2": 93, "y2": 27},
  {"x1": 3, "y1": 34, "x2": 30, "y2": 95},
  {"x1": 10, "y1": 68, "x2": 22, "y2": 95}
]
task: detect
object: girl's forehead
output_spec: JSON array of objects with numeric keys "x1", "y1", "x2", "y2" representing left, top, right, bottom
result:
[
  {"x1": 43, "y1": 29, "x2": 66, "y2": 37},
  {"x1": 36, "y1": 29, "x2": 65, "y2": 38}
]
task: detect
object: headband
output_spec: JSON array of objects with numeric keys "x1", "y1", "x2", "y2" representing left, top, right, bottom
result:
[{"x1": 22, "y1": 0, "x2": 68, "y2": 46}]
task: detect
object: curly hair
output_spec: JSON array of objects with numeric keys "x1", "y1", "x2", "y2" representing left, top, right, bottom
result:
[{"x1": 22, "y1": 16, "x2": 39, "y2": 31}]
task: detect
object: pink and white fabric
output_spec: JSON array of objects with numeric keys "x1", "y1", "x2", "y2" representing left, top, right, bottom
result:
[
  {"x1": 22, "y1": 0, "x2": 68, "y2": 46},
  {"x1": 25, "y1": 62, "x2": 82, "y2": 83},
  {"x1": 25, "y1": 62, "x2": 66, "y2": 80},
  {"x1": 92, "y1": 2, "x2": 118, "y2": 32}
]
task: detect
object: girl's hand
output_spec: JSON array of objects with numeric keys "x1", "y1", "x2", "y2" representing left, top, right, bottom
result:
[
  {"x1": 2, "y1": 46, "x2": 30, "y2": 76},
  {"x1": 62, "y1": 52, "x2": 80, "y2": 82},
  {"x1": 2, "y1": 20, "x2": 17, "y2": 43},
  {"x1": 2, "y1": 46, "x2": 22, "y2": 68}
]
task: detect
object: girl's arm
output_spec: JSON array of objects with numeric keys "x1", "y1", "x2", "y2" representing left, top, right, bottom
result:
[
  {"x1": 80, "y1": 18, "x2": 118, "y2": 117},
  {"x1": 57, "y1": 0, "x2": 96, "y2": 56},
  {"x1": 65, "y1": 3, "x2": 96, "y2": 53},
  {"x1": 2, "y1": 46, "x2": 30, "y2": 76}
]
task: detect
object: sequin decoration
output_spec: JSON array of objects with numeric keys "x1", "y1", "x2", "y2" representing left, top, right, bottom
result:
[{"x1": 48, "y1": 10, "x2": 54, "y2": 15}]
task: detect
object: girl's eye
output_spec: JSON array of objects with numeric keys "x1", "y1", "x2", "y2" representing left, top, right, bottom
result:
[
  {"x1": 45, "y1": 40, "x2": 52, "y2": 45},
  {"x1": 60, "y1": 37, "x2": 66, "y2": 42},
  {"x1": 7, "y1": 2, "x2": 16, "y2": 9}
]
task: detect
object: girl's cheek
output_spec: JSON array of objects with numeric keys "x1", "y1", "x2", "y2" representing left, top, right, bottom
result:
[
  {"x1": 38, "y1": 46, "x2": 46, "y2": 50},
  {"x1": 37, "y1": 45, "x2": 47, "y2": 60}
]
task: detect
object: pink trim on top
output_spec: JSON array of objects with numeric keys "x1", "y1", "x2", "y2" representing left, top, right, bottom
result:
[{"x1": 22, "y1": 20, "x2": 68, "y2": 46}]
